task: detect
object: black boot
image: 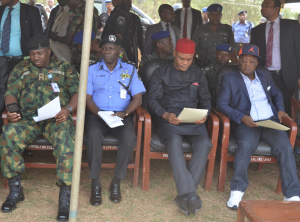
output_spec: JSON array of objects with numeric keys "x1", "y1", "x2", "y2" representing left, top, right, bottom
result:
[
  {"x1": 1, "y1": 175, "x2": 25, "y2": 213},
  {"x1": 57, "y1": 185, "x2": 71, "y2": 221}
]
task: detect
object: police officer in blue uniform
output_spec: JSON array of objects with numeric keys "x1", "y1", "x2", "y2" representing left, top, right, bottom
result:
[
  {"x1": 232, "y1": 10, "x2": 254, "y2": 54},
  {"x1": 85, "y1": 34, "x2": 146, "y2": 206}
]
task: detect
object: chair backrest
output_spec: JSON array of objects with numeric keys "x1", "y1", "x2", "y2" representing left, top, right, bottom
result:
[{"x1": 140, "y1": 58, "x2": 173, "y2": 114}]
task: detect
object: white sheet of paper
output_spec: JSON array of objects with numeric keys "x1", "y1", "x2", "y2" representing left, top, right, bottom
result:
[
  {"x1": 255, "y1": 120, "x2": 290, "y2": 131},
  {"x1": 33, "y1": 96, "x2": 61, "y2": 122},
  {"x1": 177, "y1": 108, "x2": 208, "y2": 123},
  {"x1": 98, "y1": 111, "x2": 124, "y2": 128}
]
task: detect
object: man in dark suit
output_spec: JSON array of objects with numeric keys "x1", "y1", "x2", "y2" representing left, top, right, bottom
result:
[
  {"x1": 172, "y1": 0, "x2": 202, "y2": 40},
  {"x1": 143, "y1": 4, "x2": 180, "y2": 58},
  {"x1": 0, "y1": 0, "x2": 43, "y2": 71},
  {"x1": 250, "y1": 0, "x2": 300, "y2": 115},
  {"x1": 217, "y1": 44, "x2": 300, "y2": 210}
]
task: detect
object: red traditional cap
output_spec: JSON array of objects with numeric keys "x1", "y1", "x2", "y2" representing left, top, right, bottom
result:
[{"x1": 175, "y1": 38, "x2": 195, "y2": 54}]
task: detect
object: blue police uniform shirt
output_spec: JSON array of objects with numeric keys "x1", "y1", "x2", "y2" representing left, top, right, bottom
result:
[
  {"x1": 232, "y1": 20, "x2": 253, "y2": 44},
  {"x1": 0, "y1": 2, "x2": 22, "y2": 56},
  {"x1": 87, "y1": 58, "x2": 146, "y2": 111}
]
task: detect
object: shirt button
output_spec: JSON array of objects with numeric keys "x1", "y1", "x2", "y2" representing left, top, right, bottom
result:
[
  {"x1": 110, "y1": 87, "x2": 112, "y2": 89},
  {"x1": 109, "y1": 96, "x2": 111, "y2": 98},
  {"x1": 98, "y1": 83, "x2": 100, "y2": 85},
  {"x1": 111, "y1": 75, "x2": 112, "y2": 77}
]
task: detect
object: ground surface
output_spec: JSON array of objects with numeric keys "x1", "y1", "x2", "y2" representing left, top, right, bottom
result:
[{"x1": 0, "y1": 150, "x2": 297, "y2": 222}]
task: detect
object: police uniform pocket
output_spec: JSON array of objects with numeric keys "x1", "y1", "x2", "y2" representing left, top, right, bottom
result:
[{"x1": 189, "y1": 84, "x2": 198, "y2": 100}]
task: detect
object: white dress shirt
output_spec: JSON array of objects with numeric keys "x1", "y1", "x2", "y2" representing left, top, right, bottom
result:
[
  {"x1": 160, "y1": 20, "x2": 176, "y2": 49},
  {"x1": 265, "y1": 16, "x2": 281, "y2": 70},
  {"x1": 180, "y1": 7, "x2": 192, "y2": 39}
]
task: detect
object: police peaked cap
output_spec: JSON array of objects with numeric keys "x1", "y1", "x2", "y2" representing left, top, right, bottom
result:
[
  {"x1": 26, "y1": 34, "x2": 50, "y2": 51},
  {"x1": 151, "y1": 31, "x2": 171, "y2": 41},
  {"x1": 99, "y1": 35, "x2": 122, "y2": 48},
  {"x1": 238, "y1": 10, "x2": 247, "y2": 15},
  {"x1": 207, "y1": 4, "x2": 223, "y2": 12},
  {"x1": 216, "y1": 43, "x2": 234, "y2": 53},
  {"x1": 202, "y1": 7, "x2": 208, "y2": 12}
]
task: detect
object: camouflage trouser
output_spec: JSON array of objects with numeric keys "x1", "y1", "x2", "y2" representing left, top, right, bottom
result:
[{"x1": 0, "y1": 117, "x2": 75, "y2": 186}]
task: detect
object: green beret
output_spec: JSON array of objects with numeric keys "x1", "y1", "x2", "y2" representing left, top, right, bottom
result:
[{"x1": 26, "y1": 34, "x2": 50, "y2": 51}]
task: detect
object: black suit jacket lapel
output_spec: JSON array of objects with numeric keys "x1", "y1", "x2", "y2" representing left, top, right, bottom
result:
[
  {"x1": 235, "y1": 70, "x2": 250, "y2": 101},
  {"x1": 0, "y1": 7, "x2": 5, "y2": 24},
  {"x1": 279, "y1": 19, "x2": 284, "y2": 61},
  {"x1": 20, "y1": 3, "x2": 26, "y2": 38}
]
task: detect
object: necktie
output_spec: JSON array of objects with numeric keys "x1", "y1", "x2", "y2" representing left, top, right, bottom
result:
[
  {"x1": 166, "y1": 23, "x2": 169, "y2": 31},
  {"x1": 266, "y1": 22, "x2": 274, "y2": 67},
  {"x1": 183, "y1": 8, "x2": 188, "y2": 38},
  {"x1": 1, "y1": 7, "x2": 13, "y2": 54}
]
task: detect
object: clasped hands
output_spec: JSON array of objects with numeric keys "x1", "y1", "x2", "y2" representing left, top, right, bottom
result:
[{"x1": 162, "y1": 112, "x2": 207, "y2": 125}]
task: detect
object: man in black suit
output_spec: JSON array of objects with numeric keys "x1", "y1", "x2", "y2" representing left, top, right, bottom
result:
[
  {"x1": 251, "y1": 0, "x2": 300, "y2": 115},
  {"x1": 0, "y1": 0, "x2": 43, "y2": 71},
  {"x1": 143, "y1": 4, "x2": 180, "y2": 58},
  {"x1": 172, "y1": 0, "x2": 202, "y2": 40}
]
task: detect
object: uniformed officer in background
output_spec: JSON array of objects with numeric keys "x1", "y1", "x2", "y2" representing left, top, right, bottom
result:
[
  {"x1": 202, "y1": 7, "x2": 209, "y2": 24},
  {"x1": 192, "y1": 4, "x2": 237, "y2": 68},
  {"x1": 99, "y1": 0, "x2": 114, "y2": 34},
  {"x1": 140, "y1": 31, "x2": 174, "y2": 70},
  {"x1": 202, "y1": 43, "x2": 235, "y2": 106},
  {"x1": 102, "y1": 0, "x2": 133, "y2": 62},
  {"x1": 47, "y1": 0, "x2": 99, "y2": 72},
  {"x1": 85, "y1": 34, "x2": 145, "y2": 206},
  {"x1": 232, "y1": 10, "x2": 254, "y2": 54},
  {"x1": 28, "y1": 0, "x2": 49, "y2": 31},
  {"x1": 0, "y1": 35, "x2": 79, "y2": 221}
]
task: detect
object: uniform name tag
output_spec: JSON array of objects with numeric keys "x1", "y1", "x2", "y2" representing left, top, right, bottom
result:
[
  {"x1": 51, "y1": 83, "x2": 60, "y2": 92},
  {"x1": 120, "y1": 86, "x2": 127, "y2": 99}
]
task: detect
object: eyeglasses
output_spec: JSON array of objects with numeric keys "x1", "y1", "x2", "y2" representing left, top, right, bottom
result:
[{"x1": 239, "y1": 59, "x2": 258, "y2": 66}]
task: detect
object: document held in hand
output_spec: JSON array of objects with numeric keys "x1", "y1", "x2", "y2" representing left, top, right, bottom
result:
[
  {"x1": 98, "y1": 111, "x2": 124, "y2": 128},
  {"x1": 33, "y1": 96, "x2": 61, "y2": 122},
  {"x1": 255, "y1": 120, "x2": 290, "y2": 131},
  {"x1": 178, "y1": 108, "x2": 208, "y2": 123}
]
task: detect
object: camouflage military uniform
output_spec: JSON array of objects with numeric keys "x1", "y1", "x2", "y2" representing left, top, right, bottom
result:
[
  {"x1": 0, "y1": 59, "x2": 79, "y2": 186},
  {"x1": 67, "y1": 2, "x2": 99, "y2": 72},
  {"x1": 192, "y1": 23, "x2": 236, "y2": 67},
  {"x1": 138, "y1": 52, "x2": 174, "y2": 72}
]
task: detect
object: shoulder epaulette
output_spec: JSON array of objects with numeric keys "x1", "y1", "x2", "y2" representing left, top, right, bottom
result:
[
  {"x1": 89, "y1": 59, "x2": 100, "y2": 66},
  {"x1": 121, "y1": 59, "x2": 136, "y2": 66}
]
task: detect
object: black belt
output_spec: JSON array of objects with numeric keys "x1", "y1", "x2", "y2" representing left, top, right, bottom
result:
[
  {"x1": 270, "y1": 70, "x2": 282, "y2": 75},
  {"x1": 2, "y1": 55, "x2": 24, "y2": 60},
  {"x1": 237, "y1": 43, "x2": 245, "y2": 46}
]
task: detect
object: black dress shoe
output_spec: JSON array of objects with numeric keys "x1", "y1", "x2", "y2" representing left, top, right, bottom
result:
[
  {"x1": 90, "y1": 186, "x2": 102, "y2": 206},
  {"x1": 109, "y1": 183, "x2": 121, "y2": 204},
  {"x1": 1, "y1": 175, "x2": 25, "y2": 213},
  {"x1": 187, "y1": 195, "x2": 202, "y2": 215},
  {"x1": 57, "y1": 185, "x2": 71, "y2": 221},
  {"x1": 174, "y1": 196, "x2": 189, "y2": 216}
]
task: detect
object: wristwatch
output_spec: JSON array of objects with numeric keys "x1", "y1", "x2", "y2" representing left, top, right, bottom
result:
[
  {"x1": 123, "y1": 111, "x2": 129, "y2": 116},
  {"x1": 67, "y1": 105, "x2": 73, "y2": 114}
]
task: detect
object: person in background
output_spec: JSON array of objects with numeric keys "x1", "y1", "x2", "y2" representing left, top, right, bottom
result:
[
  {"x1": 202, "y1": 7, "x2": 208, "y2": 24},
  {"x1": 85, "y1": 34, "x2": 145, "y2": 206},
  {"x1": 259, "y1": 17, "x2": 267, "y2": 24},
  {"x1": 47, "y1": 0, "x2": 99, "y2": 72},
  {"x1": 45, "y1": 0, "x2": 71, "y2": 63},
  {"x1": 45, "y1": 6, "x2": 51, "y2": 17},
  {"x1": 148, "y1": 38, "x2": 211, "y2": 216},
  {"x1": 28, "y1": 0, "x2": 49, "y2": 31},
  {"x1": 192, "y1": 4, "x2": 237, "y2": 68},
  {"x1": 251, "y1": 0, "x2": 300, "y2": 115},
  {"x1": 232, "y1": 10, "x2": 254, "y2": 54},
  {"x1": 140, "y1": 31, "x2": 174, "y2": 71},
  {"x1": 48, "y1": 0, "x2": 55, "y2": 11},
  {"x1": 99, "y1": 0, "x2": 113, "y2": 34},
  {"x1": 126, "y1": 0, "x2": 143, "y2": 66},
  {"x1": 143, "y1": 4, "x2": 179, "y2": 58},
  {"x1": 217, "y1": 44, "x2": 300, "y2": 210},
  {"x1": 202, "y1": 43, "x2": 235, "y2": 105},
  {"x1": 172, "y1": 0, "x2": 202, "y2": 40}
]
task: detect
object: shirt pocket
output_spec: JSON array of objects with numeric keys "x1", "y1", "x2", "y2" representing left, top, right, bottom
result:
[
  {"x1": 218, "y1": 33, "x2": 229, "y2": 43},
  {"x1": 94, "y1": 75, "x2": 109, "y2": 91},
  {"x1": 189, "y1": 84, "x2": 198, "y2": 100}
]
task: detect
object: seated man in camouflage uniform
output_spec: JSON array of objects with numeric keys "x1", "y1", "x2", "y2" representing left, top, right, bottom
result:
[
  {"x1": 139, "y1": 31, "x2": 174, "y2": 72},
  {"x1": 0, "y1": 35, "x2": 79, "y2": 222},
  {"x1": 202, "y1": 43, "x2": 235, "y2": 105}
]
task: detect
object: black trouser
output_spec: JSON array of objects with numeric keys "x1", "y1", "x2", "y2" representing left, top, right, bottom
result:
[
  {"x1": 162, "y1": 124, "x2": 210, "y2": 196},
  {"x1": 271, "y1": 71, "x2": 294, "y2": 115},
  {"x1": 84, "y1": 111, "x2": 136, "y2": 180}
]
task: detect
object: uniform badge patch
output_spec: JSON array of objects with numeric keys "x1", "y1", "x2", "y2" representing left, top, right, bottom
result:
[
  {"x1": 69, "y1": 12, "x2": 74, "y2": 20},
  {"x1": 117, "y1": 16, "x2": 126, "y2": 25},
  {"x1": 109, "y1": 35, "x2": 116, "y2": 42}
]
